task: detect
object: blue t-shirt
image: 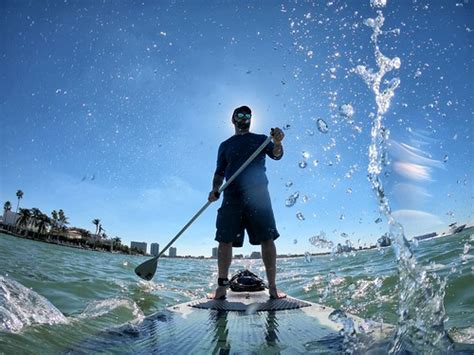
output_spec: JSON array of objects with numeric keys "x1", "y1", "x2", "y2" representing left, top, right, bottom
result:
[{"x1": 215, "y1": 133, "x2": 283, "y2": 194}]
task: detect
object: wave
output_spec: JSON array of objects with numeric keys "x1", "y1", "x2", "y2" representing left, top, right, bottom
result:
[
  {"x1": 76, "y1": 297, "x2": 144, "y2": 321},
  {"x1": 0, "y1": 276, "x2": 68, "y2": 333}
]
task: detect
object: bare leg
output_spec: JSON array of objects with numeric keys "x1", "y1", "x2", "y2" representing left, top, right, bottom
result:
[
  {"x1": 208, "y1": 242, "x2": 233, "y2": 299},
  {"x1": 261, "y1": 239, "x2": 286, "y2": 299}
]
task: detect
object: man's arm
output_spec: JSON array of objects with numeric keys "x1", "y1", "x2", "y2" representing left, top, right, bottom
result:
[
  {"x1": 208, "y1": 173, "x2": 224, "y2": 202},
  {"x1": 271, "y1": 127, "x2": 285, "y2": 159},
  {"x1": 273, "y1": 141, "x2": 283, "y2": 158}
]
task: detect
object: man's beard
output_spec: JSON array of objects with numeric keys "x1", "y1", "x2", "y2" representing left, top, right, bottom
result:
[{"x1": 236, "y1": 120, "x2": 250, "y2": 130}]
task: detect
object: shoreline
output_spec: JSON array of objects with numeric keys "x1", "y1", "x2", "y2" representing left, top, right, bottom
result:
[
  {"x1": 2, "y1": 226, "x2": 471, "y2": 260},
  {"x1": 0, "y1": 227, "x2": 133, "y2": 256}
]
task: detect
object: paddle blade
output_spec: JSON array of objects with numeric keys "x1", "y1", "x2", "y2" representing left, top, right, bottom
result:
[{"x1": 135, "y1": 257, "x2": 158, "y2": 281}]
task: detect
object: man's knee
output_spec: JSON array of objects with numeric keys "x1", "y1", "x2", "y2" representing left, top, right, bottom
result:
[
  {"x1": 260, "y1": 239, "x2": 275, "y2": 248},
  {"x1": 219, "y1": 241, "x2": 233, "y2": 249}
]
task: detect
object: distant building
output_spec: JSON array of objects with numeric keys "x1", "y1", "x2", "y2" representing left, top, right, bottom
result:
[
  {"x1": 131, "y1": 241, "x2": 147, "y2": 254},
  {"x1": 249, "y1": 251, "x2": 261, "y2": 259},
  {"x1": 211, "y1": 247, "x2": 218, "y2": 259},
  {"x1": 151, "y1": 243, "x2": 160, "y2": 256},
  {"x1": 169, "y1": 247, "x2": 177, "y2": 257},
  {"x1": 65, "y1": 228, "x2": 83, "y2": 239},
  {"x1": 2, "y1": 210, "x2": 19, "y2": 226},
  {"x1": 234, "y1": 254, "x2": 244, "y2": 259}
]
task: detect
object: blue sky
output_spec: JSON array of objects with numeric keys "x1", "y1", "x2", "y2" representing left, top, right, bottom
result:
[{"x1": 1, "y1": 1, "x2": 472, "y2": 257}]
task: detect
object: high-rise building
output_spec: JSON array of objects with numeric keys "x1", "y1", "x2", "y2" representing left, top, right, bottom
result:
[
  {"x1": 130, "y1": 241, "x2": 147, "y2": 254},
  {"x1": 211, "y1": 247, "x2": 218, "y2": 259},
  {"x1": 169, "y1": 247, "x2": 177, "y2": 257},
  {"x1": 151, "y1": 243, "x2": 160, "y2": 256}
]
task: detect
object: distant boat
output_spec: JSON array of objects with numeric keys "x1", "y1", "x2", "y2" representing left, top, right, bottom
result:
[
  {"x1": 377, "y1": 234, "x2": 391, "y2": 247},
  {"x1": 449, "y1": 223, "x2": 466, "y2": 234}
]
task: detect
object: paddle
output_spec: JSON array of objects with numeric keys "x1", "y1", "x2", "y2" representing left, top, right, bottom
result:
[{"x1": 135, "y1": 133, "x2": 274, "y2": 281}]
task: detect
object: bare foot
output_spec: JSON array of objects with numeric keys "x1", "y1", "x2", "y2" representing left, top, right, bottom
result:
[
  {"x1": 268, "y1": 286, "x2": 287, "y2": 299},
  {"x1": 207, "y1": 286, "x2": 227, "y2": 300}
]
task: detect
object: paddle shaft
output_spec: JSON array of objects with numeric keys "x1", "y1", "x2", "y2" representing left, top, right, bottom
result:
[{"x1": 155, "y1": 135, "x2": 273, "y2": 259}]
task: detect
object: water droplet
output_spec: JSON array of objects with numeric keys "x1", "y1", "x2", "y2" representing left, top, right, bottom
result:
[
  {"x1": 339, "y1": 214, "x2": 345, "y2": 220},
  {"x1": 285, "y1": 191, "x2": 299, "y2": 207},
  {"x1": 316, "y1": 119, "x2": 329, "y2": 134},
  {"x1": 443, "y1": 154, "x2": 448, "y2": 163},
  {"x1": 302, "y1": 195, "x2": 309, "y2": 203},
  {"x1": 375, "y1": 218, "x2": 382, "y2": 224},
  {"x1": 346, "y1": 188, "x2": 353, "y2": 194},
  {"x1": 283, "y1": 124, "x2": 291, "y2": 130},
  {"x1": 339, "y1": 104, "x2": 354, "y2": 119},
  {"x1": 304, "y1": 252, "x2": 312, "y2": 263},
  {"x1": 341, "y1": 232, "x2": 349, "y2": 238},
  {"x1": 370, "y1": 0, "x2": 387, "y2": 8},
  {"x1": 293, "y1": 239, "x2": 298, "y2": 244},
  {"x1": 299, "y1": 161, "x2": 308, "y2": 168},
  {"x1": 296, "y1": 212, "x2": 305, "y2": 221},
  {"x1": 302, "y1": 151, "x2": 310, "y2": 159},
  {"x1": 285, "y1": 181, "x2": 293, "y2": 188},
  {"x1": 305, "y1": 129, "x2": 314, "y2": 136},
  {"x1": 312, "y1": 160, "x2": 319, "y2": 167}
]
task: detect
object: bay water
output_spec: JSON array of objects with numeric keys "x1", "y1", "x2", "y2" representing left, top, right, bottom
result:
[{"x1": 0, "y1": 229, "x2": 473, "y2": 353}]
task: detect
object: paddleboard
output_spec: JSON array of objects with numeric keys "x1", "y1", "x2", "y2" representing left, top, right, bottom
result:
[{"x1": 72, "y1": 289, "x2": 395, "y2": 353}]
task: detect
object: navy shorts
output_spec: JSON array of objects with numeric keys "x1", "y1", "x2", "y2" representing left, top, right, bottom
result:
[{"x1": 215, "y1": 185, "x2": 279, "y2": 247}]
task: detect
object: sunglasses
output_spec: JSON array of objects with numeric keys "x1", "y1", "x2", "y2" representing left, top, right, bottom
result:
[{"x1": 236, "y1": 113, "x2": 251, "y2": 119}]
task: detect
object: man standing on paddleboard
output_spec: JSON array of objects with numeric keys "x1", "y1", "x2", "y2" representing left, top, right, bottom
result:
[{"x1": 208, "y1": 105, "x2": 286, "y2": 300}]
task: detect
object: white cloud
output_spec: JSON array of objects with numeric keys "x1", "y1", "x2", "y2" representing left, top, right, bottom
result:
[
  {"x1": 388, "y1": 139, "x2": 443, "y2": 169},
  {"x1": 393, "y1": 161, "x2": 432, "y2": 181}
]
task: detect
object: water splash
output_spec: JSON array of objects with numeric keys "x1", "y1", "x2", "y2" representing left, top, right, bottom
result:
[
  {"x1": 308, "y1": 232, "x2": 334, "y2": 249},
  {"x1": 355, "y1": 5, "x2": 451, "y2": 353},
  {"x1": 0, "y1": 276, "x2": 68, "y2": 332}
]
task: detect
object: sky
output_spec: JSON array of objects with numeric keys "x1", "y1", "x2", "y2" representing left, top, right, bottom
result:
[{"x1": 1, "y1": 0, "x2": 472, "y2": 257}]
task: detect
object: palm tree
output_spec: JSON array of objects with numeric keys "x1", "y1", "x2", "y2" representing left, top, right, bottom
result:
[
  {"x1": 3, "y1": 201, "x2": 12, "y2": 213},
  {"x1": 36, "y1": 213, "x2": 51, "y2": 236},
  {"x1": 16, "y1": 208, "x2": 31, "y2": 235},
  {"x1": 92, "y1": 219, "x2": 100, "y2": 235},
  {"x1": 30, "y1": 208, "x2": 42, "y2": 235},
  {"x1": 51, "y1": 210, "x2": 59, "y2": 233},
  {"x1": 58, "y1": 209, "x2": 69, "y2": 232},
  {"x1": 98, "y1": 225, "x2": 105, "y2": 239},
  {"x1": 111, "y1": 236, "x2": 121, "y2": 253},
  {"x1": 15, "y1": 190, "x2": 24, "y2": 213}
]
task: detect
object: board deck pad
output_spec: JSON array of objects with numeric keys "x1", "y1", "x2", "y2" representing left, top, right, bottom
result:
[
  {"x1": 68, "y1": 291, "x2": 396, "y2": 353},
  {"x1": 189, "y1": 290, "x2": 312, "y2": 312}
]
